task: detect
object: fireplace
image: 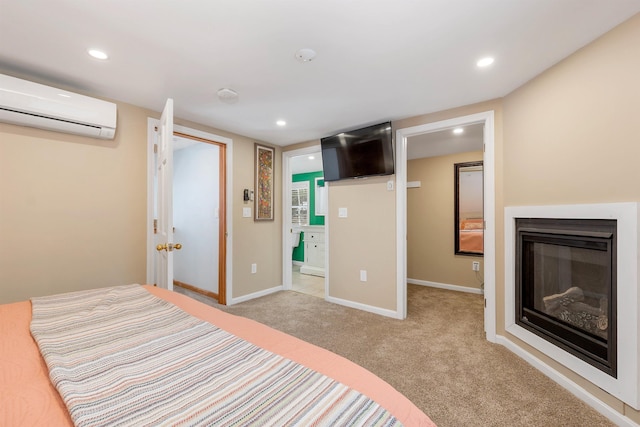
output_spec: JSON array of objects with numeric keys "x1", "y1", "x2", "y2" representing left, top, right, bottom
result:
[
  {"x1": 505, "y1": 203, "x2": 640, "y2": 409},
  {"x1": 515, "y1": 218, "x2": 616, "y2": 377}
]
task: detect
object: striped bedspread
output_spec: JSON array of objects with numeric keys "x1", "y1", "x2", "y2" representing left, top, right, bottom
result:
[{"x1": 30, "y1": 285, "x2": 400, "y2": 426}]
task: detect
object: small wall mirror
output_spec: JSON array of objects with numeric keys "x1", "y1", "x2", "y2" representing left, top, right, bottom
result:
[{"x1": 455, "y1": 161, "x2": 483, "y2": 256}]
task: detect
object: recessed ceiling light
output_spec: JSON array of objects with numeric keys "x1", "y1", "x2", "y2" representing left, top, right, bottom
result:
[
  {"x1": 276, "y1": 120, "x2": 286, "y2": 126},
  {"x1": 477, "y1": 57, "x2": 494, "y2": 68},
  {"x1": 294, "y1": 48, "x2": 316, "y2": 63},
  {"x1": 308, "y1": 156, "x2": 315, "y2": 160},
  {"x1": 88, "y1": 49, "x2": 108, "y2": 60},
  {"x1": 453, "y1": 127, "x2": 464, "y2": 135}
]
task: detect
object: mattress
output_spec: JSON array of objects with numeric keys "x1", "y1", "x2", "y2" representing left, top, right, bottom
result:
[{"x1": 0, "y1": 285, "x2": 435, "y2": 426}]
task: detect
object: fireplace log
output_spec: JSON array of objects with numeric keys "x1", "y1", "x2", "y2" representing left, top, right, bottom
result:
[
  {"x1": 542, "y1": 286, "x2": 584, "y2": 313},
  {"x1": 543, "y1": 287, "x2": 608, "y2": 339}
]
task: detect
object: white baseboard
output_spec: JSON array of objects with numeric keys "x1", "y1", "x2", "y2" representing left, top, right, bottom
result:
[
  {"x1": 227, "y1": 285, "x2": 282, "y2": 305},
  {"x1": 325, "y1": 295, "x2": 400, "y2": 319},
  {"x1": 496, "y1": 335, "x2": 640, "y2": 427},
  {"x1": 408, "y1": 278, "x2": 483, "y2": 295}
]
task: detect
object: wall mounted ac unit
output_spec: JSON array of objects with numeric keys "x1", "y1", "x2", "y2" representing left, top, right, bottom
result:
[{"x1": 0, "y1": 74, "x2": 117, "y2": 139}]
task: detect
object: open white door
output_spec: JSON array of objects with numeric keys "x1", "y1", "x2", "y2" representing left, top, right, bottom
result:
[{"x1": 155, "y1": 98, "x2": 178, "y2": 290}]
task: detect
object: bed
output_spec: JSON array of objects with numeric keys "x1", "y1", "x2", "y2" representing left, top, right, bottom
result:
[
  {"x1": 0, "y1": 284, "x2": 435, "y2": 426},
  {"x1": 459, "y1": 219, "x2": 484, "y2": 254}
]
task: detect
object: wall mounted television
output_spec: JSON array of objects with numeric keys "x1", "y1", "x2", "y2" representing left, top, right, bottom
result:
[{"x1": 320, "y1": 121, "x2": 394, "y2": 182}]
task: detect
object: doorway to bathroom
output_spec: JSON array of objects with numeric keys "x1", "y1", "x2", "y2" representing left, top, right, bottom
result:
[{"x1": 282, "y1": 146, "x2": 327, "y2": 298}]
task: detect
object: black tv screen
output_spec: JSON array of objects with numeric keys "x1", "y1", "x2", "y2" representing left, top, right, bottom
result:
[{"x1": 320, "y1": 121, "x2": 394, "y2": 182}]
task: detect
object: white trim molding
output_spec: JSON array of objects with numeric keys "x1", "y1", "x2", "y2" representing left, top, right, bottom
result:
[
  {"x1": 325, "y1": 295, "x2": 399, "y2": 319},
  {"x1": 228, "y1": 285, "x2": 283, "y2": 305},
  {"x1": 408, "y1": 278, "x2": 483, "y2": 295}
]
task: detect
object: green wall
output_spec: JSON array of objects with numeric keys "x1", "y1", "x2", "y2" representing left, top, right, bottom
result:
[{"x1": 292, "y1": 171, "x2": 324, "y2": 262}]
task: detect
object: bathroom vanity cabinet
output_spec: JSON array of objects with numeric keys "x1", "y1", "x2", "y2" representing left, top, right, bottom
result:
[{"x1": 300, "y1": 226, "x2": 325, "y2": 277}]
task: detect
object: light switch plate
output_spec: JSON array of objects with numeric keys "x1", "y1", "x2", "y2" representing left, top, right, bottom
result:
[
  {"x1": 338, "y1": 207, "x2": 348, "y2": 218},
  {"x1": 243, "y1": 207, "x2": 252, "y2": 218}
]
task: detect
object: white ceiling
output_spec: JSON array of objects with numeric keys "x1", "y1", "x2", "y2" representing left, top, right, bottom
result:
[
  {"x1": 407, "y1": 123, "x2": 484, "y2": 160},
  {"x1": 1, "y1": 1, "x2": 638, "y2": 146},
  {"x1": 290, "y1": 152, "x2": 323, "y2": 175}
]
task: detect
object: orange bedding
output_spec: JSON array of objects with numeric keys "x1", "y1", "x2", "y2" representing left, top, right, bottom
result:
[
  {"x1": 459, "y1": 229, "x2": 483, "y2": 253},
  {"x1": 0, "y1": 285, "x2": 435, "y2": 426}
]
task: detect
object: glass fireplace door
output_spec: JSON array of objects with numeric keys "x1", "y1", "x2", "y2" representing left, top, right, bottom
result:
[{"x1": 516, "y1": 219, "x2": 616, "y2": 377}]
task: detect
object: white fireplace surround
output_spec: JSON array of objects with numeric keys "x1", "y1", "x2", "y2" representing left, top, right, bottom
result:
[{"x1": 505, "y1": 202, "x2": 640, "y2": 409}]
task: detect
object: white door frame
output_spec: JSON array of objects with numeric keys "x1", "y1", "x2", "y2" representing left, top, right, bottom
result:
[
  {"x1": 282, "y1": 145, "x2": 324, "y2": 291},
  {"x1": 395, "y1": 111, "x2": 496, "y2": 342},
  {"x1": 146, "y1": 119, "x2": 234, "y2": 300}
]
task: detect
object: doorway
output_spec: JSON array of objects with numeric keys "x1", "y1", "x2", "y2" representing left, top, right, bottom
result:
[
  {"x1": 146, "y1": 121, "x2": 232, "y2": 304},
  {"x1": 396, "y1": 111, "x2": 496, "y2": 341},
  {"x1": 282, "y1": 146, "x2": 327, "y2": 298},
  {"x1": 171, "y1": 133, "x2": 226, "y2": 302},
  {"x1": 405, "y1": 124, "x2": 485, "y2": 293}
]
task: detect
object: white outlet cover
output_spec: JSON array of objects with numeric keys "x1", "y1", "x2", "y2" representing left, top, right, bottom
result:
[
  {"x1": 243, "y1": 207, "x2": 252, "y2": 218},
  {"x1": 338, "y1": 207, "x2": 348, "y2": 218}
]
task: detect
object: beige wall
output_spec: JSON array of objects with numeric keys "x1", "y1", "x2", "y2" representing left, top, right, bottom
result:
[
  {"x1": 0, "y1": 96, "x2": 282, "y2": 304},
  {"x1": 0, "y1": 102, "x2": 150, "y2": 303},
  {"x1": 407, "y1": 151, "x2": 483, "y2": 289},
  {"x1": 229, "y1": 139, "x2": 282, "y2": 297},
  {"x1": 327, "y1": 176, "x2": 397, "y2": 311},
  {"x1": 500, "y1": 13, "x2": 640, "y2": 421}
]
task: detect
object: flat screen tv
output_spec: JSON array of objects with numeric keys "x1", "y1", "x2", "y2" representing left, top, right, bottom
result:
[{"x1": 320, "y1": 121, "x2": 394, "y2": 182}]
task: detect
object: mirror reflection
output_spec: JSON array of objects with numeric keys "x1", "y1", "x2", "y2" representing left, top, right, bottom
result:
[{"x1": 455, "y1": 161, "x2": 483, "y2": 256}]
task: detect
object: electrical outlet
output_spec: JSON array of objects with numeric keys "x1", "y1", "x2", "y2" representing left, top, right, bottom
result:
[
  {"x1": 251, "y1": 263, "x2": 257, "y2": 274},
  {"x1": 360, "y1": 270, "x2": 367, "y2": 282},
  {"x1": 472, "y1": 261, "x2": 480, "y2": 272}
]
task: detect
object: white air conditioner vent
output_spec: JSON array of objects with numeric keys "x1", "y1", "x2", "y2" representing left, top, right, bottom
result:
[{"x1": 0, "y1": 74, "x2": 117, "y2": 139}]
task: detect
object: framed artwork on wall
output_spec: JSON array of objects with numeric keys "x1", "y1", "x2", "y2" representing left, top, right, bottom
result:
[{"x1": 255, "y1": 143, "x2": 275, "y2": 221}]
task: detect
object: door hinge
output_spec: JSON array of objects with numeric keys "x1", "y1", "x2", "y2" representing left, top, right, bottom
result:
[
  {"x1": 484, "y1": 220, "x2": 487, "y2": 230},
  {"x1": 154, "y1": 144, "x2": 158, "y2": 153},
  {"x1": 153, "y1": 218, "x2": 158, "y2": 234},
  {"x1": 484, "y1": 298, "x2": 487, "y2": 308}
]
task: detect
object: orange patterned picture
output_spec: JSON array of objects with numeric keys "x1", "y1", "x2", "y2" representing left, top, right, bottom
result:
[{"x1": 255, "y1": 143, "x2": 275, "y2": 221}]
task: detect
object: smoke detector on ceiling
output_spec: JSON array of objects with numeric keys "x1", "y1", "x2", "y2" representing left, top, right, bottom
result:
[
  {"x1": 295, "y1": 48, "x2": 316, "y2": 63},
  {"x1": 217, "y1": 88, "x2": 238, "y2": 104}
]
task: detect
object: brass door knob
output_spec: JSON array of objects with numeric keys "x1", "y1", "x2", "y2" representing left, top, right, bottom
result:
[{"x1": 156, "y1": 243, "x2": 182, "y2": 252}]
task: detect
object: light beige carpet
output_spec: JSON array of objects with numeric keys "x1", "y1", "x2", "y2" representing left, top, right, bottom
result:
[{"x1": 175, "y1": 284, "x2": 614, "y2": 427}]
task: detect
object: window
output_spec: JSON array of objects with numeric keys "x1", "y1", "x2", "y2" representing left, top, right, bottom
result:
[{"x1": 292, "y1": 181, "x2": 309, "y2": 226}]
